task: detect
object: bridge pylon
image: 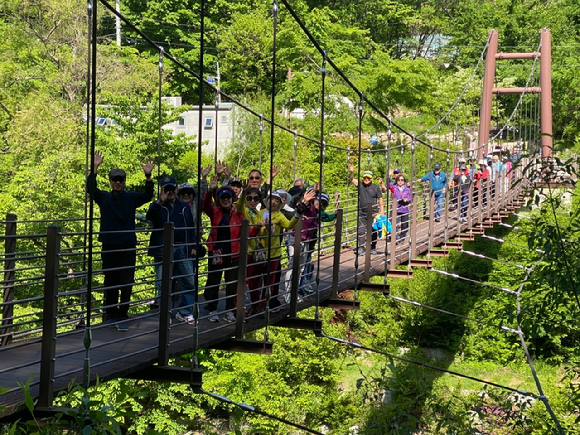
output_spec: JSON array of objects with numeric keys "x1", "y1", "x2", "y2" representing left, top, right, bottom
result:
[{"x1": 478, "y1": 28, "x2": 552, "y2": 159}]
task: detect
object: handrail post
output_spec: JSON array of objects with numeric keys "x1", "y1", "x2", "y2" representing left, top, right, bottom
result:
[
  {"x1": 477, "y1": 181, "x2": 483, "y2": 225},
  {"x1": 467, "y1": 183, "x2": 474, "y2": 228},
  {"x1": 235, "y1": 220, "x2": 249, "y2": 337},
  {"x1": 364, "y1": 204, "x2": 372, "y2": 282},
  {"x1": 158, "y1": 222, "x2": 174, "y2": 367},
  {"x1": 428, "y1": 191, "x2": 435, "y2": 249},
  {"x1": 289, "y1": 219, "x2": 302, "y2": 317},
  {"x1": 389, "y1": 200, "x2": 397, "y2": 269},
  {"x1": 39, "y1": 225, "x2": 61, "y2": 408},
  {"x1": 2, "y1": 214, "x2": 17, "y2": 347},
  {"x1": 330, "y1": 209, "x2": 343, "y2": 299},
  {"x1": 410, "y1": 195, "x2": 418, "y2": 257},
  {"x1": 486, "y1": 179, "x2": 492, "y2": 219}
]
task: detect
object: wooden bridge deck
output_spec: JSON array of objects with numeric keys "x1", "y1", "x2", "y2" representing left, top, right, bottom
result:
[{"x1": 0, "y1": 193, "x2": 523, "y2": 418}]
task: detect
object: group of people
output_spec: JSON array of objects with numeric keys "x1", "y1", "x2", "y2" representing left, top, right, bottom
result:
[
  {"x1": 89, "y1": 150, "x2": 513, "y2": 330},
  {"x1": 347, "y1": 150, "x2": 513, "y2": 248},
  {"x1": 88, "y1": 154, "x2": 335, "y2": 330}
]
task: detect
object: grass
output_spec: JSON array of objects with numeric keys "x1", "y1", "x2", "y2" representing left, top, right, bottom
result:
[{"x1": 337, "y1": 351, "x2": 564, "y2": 399}]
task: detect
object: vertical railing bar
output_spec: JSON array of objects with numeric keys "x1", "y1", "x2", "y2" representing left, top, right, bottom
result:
[
  {"x1": 158, "y1": 222, "x2": 174, "y2": 367},
  {"x1": 331, "y1": 209, "x2": 343, "y2": 299},
  {"x1": 290, "y1": 219, "x2": 302, "y2": 317},
  {"x1": 364, "y1": 204, "x2": 372, "y2": 282},
  {"x1": 38, "y1": 225, "x2": 60, "y2": 408},
  {"x1": 2, "y1": 214, "x2": 17, "y2": 347},
  {"x1": 235, "y1": 219, "x2": 249, "y2": 338}
]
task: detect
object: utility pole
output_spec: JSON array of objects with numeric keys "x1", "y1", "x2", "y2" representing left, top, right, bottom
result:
[
  {"x1": 116, "y1": 0, "x2": 121, "y2": 46},
  {"x1": 216, "y1": 61, "x2": 221, "y2": 104}
]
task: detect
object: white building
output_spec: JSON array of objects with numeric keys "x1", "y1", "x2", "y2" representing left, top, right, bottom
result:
[{"x1": 162, "y1": 97, "x2": 236, "y2": 159}]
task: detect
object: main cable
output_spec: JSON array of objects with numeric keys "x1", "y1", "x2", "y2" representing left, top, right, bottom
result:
[{"x1": 198, "y1": 388, "x2": 324, "y2": 435}]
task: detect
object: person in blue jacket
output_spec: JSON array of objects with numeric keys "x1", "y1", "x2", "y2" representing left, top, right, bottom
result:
[
  {"x1": 420, "y1": 163, "x2": 447, "y2": 222},
  {"x1": 87, "y1": 151, "x2": 155, "y2": 330},
  {"x1": 147, "y1": 176, "x2": 198, "y2": 325}
]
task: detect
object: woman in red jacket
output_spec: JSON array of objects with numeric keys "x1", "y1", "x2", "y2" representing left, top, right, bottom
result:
[{"x1": 203, "y1": 176, "x2": 255, "y2": 323}]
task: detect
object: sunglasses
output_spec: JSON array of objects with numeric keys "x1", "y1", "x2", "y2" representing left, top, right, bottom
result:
[
  {"x1": 249, "y1": 176, "x2": 261, "y2": 180},
  {"x1": 246, "y1": 195, "x2": 260, "y2": 202},
  {"x1": 180, "y1": 190, "x2": 194, "y2": 196},
  {"x1": 111, "y1": 176, "x2": 125, "y2": 183},
  {"x1": 164, "y1": 185, "x2": 176, "y2": 193}
]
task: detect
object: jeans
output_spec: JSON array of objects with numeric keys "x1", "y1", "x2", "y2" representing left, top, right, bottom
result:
[
  {"x1": 434, "y1": 194, "x2": 443, "y2": 219},
  {"x1": 396, "y1": 212, "x2": 409, "y2": 241},
  {"x1": 155, "y1": 246, "x2": 197, "y2": 317},
  {"x1": 460, "y1": 190, "x2": 469, "y2": 218}
]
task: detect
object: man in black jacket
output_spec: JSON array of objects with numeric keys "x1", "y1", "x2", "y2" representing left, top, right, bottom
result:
[{"x1": 87, "y1": 151, "x2": 155, "y2": 330}]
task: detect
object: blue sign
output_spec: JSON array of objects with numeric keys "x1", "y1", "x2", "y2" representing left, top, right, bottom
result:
[{"x1": 207, "y1": 77, "x2": 216, "y2": 84}]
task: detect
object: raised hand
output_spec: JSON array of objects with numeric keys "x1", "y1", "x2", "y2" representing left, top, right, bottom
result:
[
  {"x1": 223, "y1": 165, "x2": 232, "y2": 178},
  {"x1": 201, "y1": 164, "x2": 212, "y2": 179},
  {"x1": 241, "y1": 178, "x2": 250, "y2": 191},
  {"x1": 142, "y1": 158, "x2": 155, "y2": 175},
  {"x1": 271, "y1": 165, "x2": 279, "y2": 179},
  {"x1": 216, "y1": 160, "x2": 226, "y2": 175},
  {"x1": 303, "y1": 189, "x2": 316, "y2": 204},
  {"x1": 377, "y1": 177, "x2": 384, "y2": 185},
  {"x1": 209, "y1": 174, "x2": 219, "y2": 190},
  {"x1": 158, "y1": 189, "x2": 167, "y2": 204},
  {"x1": 348, "y1": 163, "x2": 354, "y2": 173},
  {"x1": 93, "y1": 151, "x2": 104, "y2": 170}
]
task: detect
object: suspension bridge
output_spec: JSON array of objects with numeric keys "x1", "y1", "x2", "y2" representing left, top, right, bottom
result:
[{"x1": 0, "y1": 0, "x2": 573, "y2": 429}]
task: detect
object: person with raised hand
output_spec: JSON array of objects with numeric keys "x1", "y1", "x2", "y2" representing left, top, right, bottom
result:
[
  {"x1": 202, "y1": 174, "x2": 254, "y2": 323},
  {"x1": 87, "y1": 151, "x2": 155, "y2": 330},
  {"x1": 146, "y1": 175, "x2": 198, "y2": 326}
]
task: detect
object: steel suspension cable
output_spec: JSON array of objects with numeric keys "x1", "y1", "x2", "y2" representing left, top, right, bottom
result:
[
  {"x1": 198, "y1": 388, "x2": 324, "y2": 434},
  {"x1": 429, "y1": 268, "x2": 517, "y2": 295},
  {"x1": 263, "y1": 0, "x2": 279, "y2": 341},
  {"x1": 319, "y1": 333, "x2": 541, "y2": 399},
  {"x1": 315, "y1": 51, "x2": 327, "y2": 320},
  {"x1": 353, "y1": 93, "x2": 364, "y2": 300},
  {"x1": 157, "y1": 48, "x2": 164, "y2": 183},
  {"x1": 83, "y1": 0, "x2": 98, "y2": 390},
  {"x1": 386, "y1": 294, "x2": 518, "y2": 334},
  {"x1": 192, "y1": 0, "x2": 206, "y2": 370},
  {"x1": 417, "y1": 33, "x2": 492, "y2": 140}
]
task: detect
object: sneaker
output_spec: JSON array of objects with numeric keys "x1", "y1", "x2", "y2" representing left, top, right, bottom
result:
[
  {"x1": 176, "y1": 312, "x2": 196, "y2": 325},
  {"x1": 435, "y1": 218, "x2": 441, "y2": 222},
  {"x1": 116, "y1": 322, "x2": 128, "y2": 332},
  {"x1": 208, "y1": 311, "x2": 220, "y2": 323},
  {"x1": 106, "y1": 318, "x2": 117, "y2": 328},
  {"x1": 224, "y1": 311, "x2": 236, "y2": 323},
  {"x1": 370, "y1": 249, "x2": 378, "y2": 255},
  {"x1": 355, "y1": 247, "x2": 365, "y2": 256}
]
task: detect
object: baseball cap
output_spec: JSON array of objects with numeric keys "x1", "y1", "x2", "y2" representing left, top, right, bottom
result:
[
  {"x1": 216, "y1": 186, "x2": 234, "y2": 198},
  {"x1": 160, "y1": 176, "x2": 177, "y2": 187},
  {"x1": 109, "y1": 168, "x2": 126, "y2": 179},
  {"x1": 363, "y1": 171, "x2": 373, "y2": 178},
  {"x1": 228, "y1": 177, "x2": 242, "y2": 187},
  {"x1": 458, "y1": 157, "x2": 466, "y2": 163},
  {"x1": 178, "y1": 182, "x2": 195, "y2": 196},
  {"x1": 434, "y1": 163, "x2": 441, "y2": 170},
  {"x1": 393, "y1": 168, "x2": 401, "y2": 174}
]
